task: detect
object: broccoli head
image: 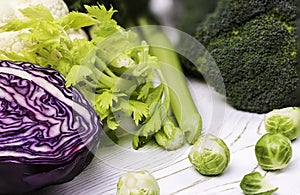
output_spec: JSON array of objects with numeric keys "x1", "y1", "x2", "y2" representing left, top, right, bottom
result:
[{"x1": 188, "y1": 0, "x2": 299, "y2": 113}]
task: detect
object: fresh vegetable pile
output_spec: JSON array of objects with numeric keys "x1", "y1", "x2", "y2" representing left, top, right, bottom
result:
[
  {"x1": 0, "y1": 60, "x2": 102, "y2": 194},
  {"x1": 0, "y1": 0, "x2": 203, "y2": 193},
  {"x1": 1, "y1": 0, "x2": 299, "y2": 194},
  {"x1": 0, "y1": 3, "x2": 202, "y2": 150},
  {"x1": 60, "y1": 0, "x2": 204, "y2": 146}
]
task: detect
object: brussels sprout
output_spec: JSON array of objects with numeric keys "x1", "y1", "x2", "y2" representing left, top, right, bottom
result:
[
  {"x1": 116, "y1": 170, "x2": 160, "y2": 195},
  {"x1": 240, "y1": 172, "x2": 278, "y2": 195},
  {"x1": 255, "y1": 133, "x2": 292, "y2": 171},
  {"x1": 188, "y1": 134, "x2": 230, "y2": 176},
  {"x1": 264, "y1": 107, "x2": 300, "y2": 140}
]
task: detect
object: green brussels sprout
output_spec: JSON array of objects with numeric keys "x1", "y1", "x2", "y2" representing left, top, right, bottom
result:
[
  {"x1": 188, "y1": 134, "x2": 230, "y2": 176},
  {"x1": 116, "y1": 170, "x2": 160, "y2": 195},
  {"x1": 240, "y1": 172, "x2": 278, "y2": 195},
  {"x1": 255, "y1": 133, "x2": 292, "y2": 171},
  {"x1": 264, "y1": 107, "x2": 300, "y2": 140}
]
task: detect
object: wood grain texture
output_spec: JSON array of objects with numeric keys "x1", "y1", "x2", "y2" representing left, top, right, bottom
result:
[{"x1": 32, "y1": 79, "x2": 300, "y2": 195}]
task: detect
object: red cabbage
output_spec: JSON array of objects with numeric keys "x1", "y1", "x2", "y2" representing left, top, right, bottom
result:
[{"x1": 0, "y1": 60, "x2": 102, "y2": 194}]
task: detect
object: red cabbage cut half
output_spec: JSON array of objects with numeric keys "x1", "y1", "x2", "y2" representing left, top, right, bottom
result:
[{"x1": 0, "y1": 60, "x2": 103, "y2": 194}]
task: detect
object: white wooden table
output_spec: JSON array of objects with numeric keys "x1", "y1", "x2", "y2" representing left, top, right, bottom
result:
[{"x1": 33, "y1": 78, "x2": 300, "y2": 195}]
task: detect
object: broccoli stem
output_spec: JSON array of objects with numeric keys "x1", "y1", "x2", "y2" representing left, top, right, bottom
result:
[{"x1": 138, "y1": 18, "x2": 202, "y2": 144}]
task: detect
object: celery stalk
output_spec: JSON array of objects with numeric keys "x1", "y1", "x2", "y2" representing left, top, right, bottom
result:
[{"x1": 138, "y1": 18, "x2": 202, "y2": 144}]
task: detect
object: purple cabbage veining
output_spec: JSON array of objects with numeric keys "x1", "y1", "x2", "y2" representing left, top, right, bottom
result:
[{"x1": 0, "y1": 60, "x2": 103, "y2": 194}]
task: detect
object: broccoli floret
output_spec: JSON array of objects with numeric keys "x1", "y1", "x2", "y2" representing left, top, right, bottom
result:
[{"x1": 189, "y1": 0, "x2": 299, "y2": 113}]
